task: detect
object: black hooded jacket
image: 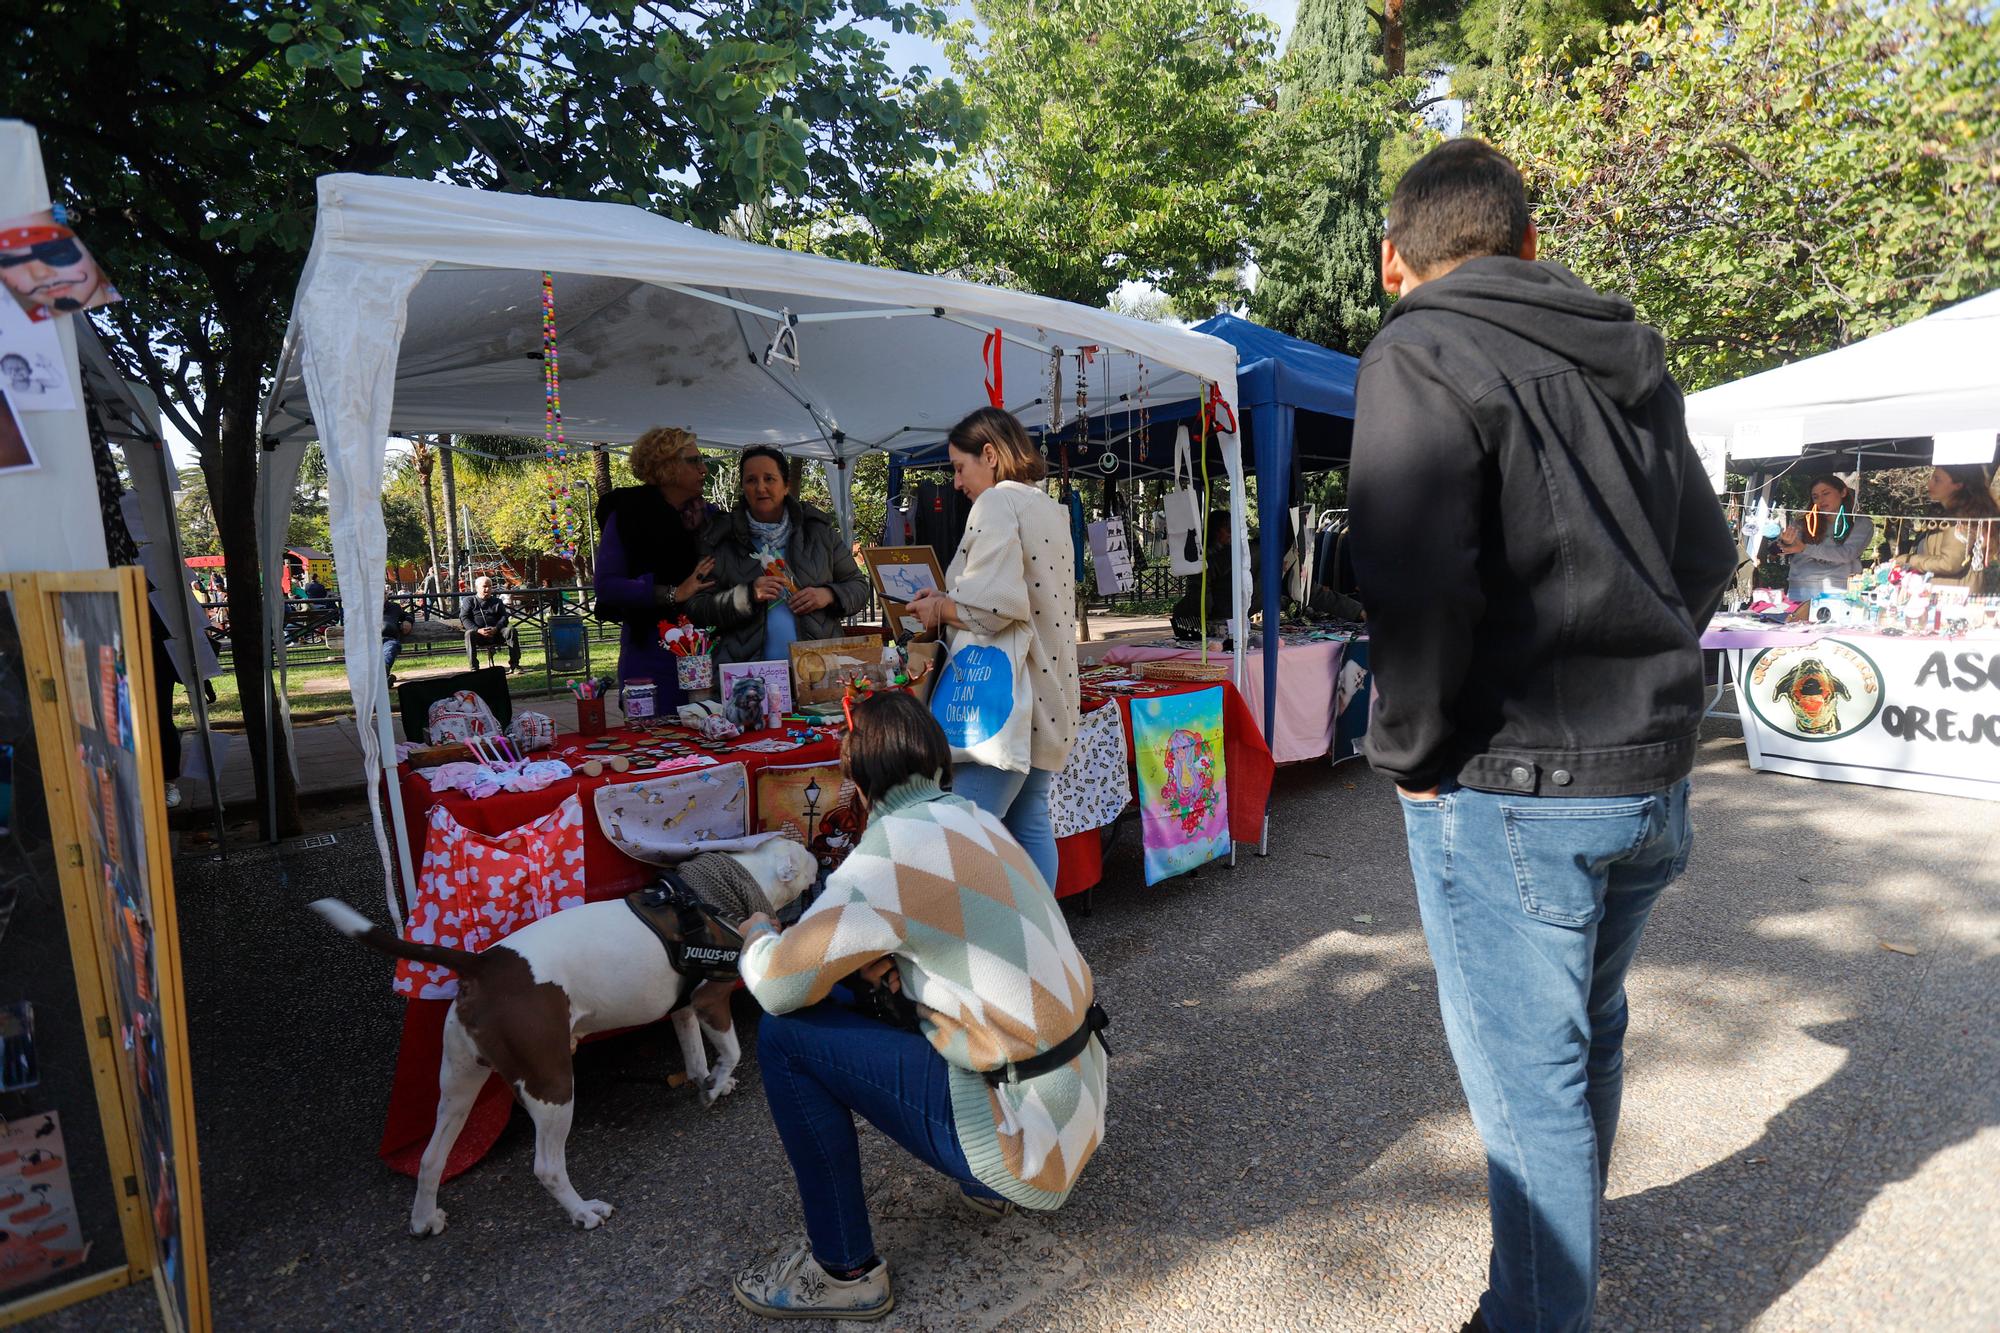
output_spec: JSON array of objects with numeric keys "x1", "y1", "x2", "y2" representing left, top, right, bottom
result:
[{"x1": 1348, "y1": 257, "x2": 1739, "y2": 797}]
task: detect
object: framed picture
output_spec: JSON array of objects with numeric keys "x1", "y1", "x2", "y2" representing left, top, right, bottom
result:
[
  {"x1": 861, "y1": 545, "x2": 946, "y2": 640},
  {"x1": 788, "y1": 633, "x2": 884, "y2": 706},
  {"x1": 717, "y1": 659, "x2": 792, "y2": 729}
]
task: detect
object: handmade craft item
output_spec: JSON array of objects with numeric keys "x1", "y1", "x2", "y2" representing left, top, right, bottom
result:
[
  {"x1": 1130, "y1": 687, "x2": 1230, "y2": 885},
  {"x1": 540, "y1": 271, "x2": 582, "y2": 560},
  {"x1": 593, "y1": 761, "x2": 752, "y2": 864},
  {"x1": 395, "y1": 795, "x2": 587, "y2": 999},
  {"x1": 426, "y1": 689, "x2": 500, "y2": 745},
  {"x1": 719, "y1": 660, "x2": 792, "y2": 728},
  {"x1": 755, "y1": 761, "x2": 863, "y2": 870},
  {"x1": 1049, "y1": 702, "x2": 1134, "y2": 840},
  {"x1": 862, "y1": 545, "x2": 946, "y2": 640},
  {"x1": 789, "y1": 633, "x2": 884, "y2": 705},
  {"x1": 507, "y1": 710, "x2": 556, "y2": 751}
]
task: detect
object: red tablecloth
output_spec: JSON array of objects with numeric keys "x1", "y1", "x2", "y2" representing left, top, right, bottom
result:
[{"x1": 379, "y1": 683, "x2": 1273, "y2": 1179}]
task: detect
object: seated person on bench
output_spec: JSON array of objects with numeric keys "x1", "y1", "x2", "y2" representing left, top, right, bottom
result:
[{"x1": 460, "y1": 576, "x2": 521, "y2": 673}]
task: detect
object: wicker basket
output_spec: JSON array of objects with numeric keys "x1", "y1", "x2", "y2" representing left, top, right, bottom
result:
[{"x1": 1133, "y1": 658, "x2": 1229, "y2": 683}]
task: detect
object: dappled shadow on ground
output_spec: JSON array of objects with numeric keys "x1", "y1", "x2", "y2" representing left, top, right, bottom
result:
[{"x1": 31, "y1": 730, "x2": 1997, "y2": 1331}]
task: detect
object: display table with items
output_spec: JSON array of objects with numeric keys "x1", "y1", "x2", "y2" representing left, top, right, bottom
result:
[
  {"x1": 1101, "y1": 630, "x2": 1365, "y2": 765},
  {"x1": 1705, "y1": 590, "x2": 2000, "y2": 801},
  {"x1": 375, "y1": 661, "x2": 1274, "y2": 1178}
]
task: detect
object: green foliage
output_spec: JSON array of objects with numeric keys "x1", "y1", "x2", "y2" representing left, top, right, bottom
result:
[
  {"x1": 826, "y1": 0, "x2": 1282, "y2": 312},
  {"x1": 1397, "y1": 0, "x2": 1640, "y2": 108},
  {"x1": 1486, "y1": 0, "x2": 2000, "y2": 391},
  {"x1": 1250, "y1": 0, "x2": 1389, "y2": 354}
]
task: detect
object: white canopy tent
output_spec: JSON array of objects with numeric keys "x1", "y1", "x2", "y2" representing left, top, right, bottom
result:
[
  {"x1": 257, "y1": 173, "x2": 1245, "y2": 917},
  {"x1": 1685, "y1": 290, "x2": 2000, "y2": 467}
]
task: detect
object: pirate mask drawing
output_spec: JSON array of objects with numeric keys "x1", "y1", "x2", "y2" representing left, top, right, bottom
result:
[{"x1": 1772, "y1": 658, "x2": 1849, "y2": 735}]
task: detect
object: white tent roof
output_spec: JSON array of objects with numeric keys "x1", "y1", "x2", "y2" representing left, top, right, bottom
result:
[
  {"x1": 261, "y1": 174, "x2": 1239, "y2": 457},
  {"x1": 1684, "y1": 290, "x2": 2000, "y2": 462},
  {"x1": 258, "y1": 174, "x2": 1246, "y2": 914}
]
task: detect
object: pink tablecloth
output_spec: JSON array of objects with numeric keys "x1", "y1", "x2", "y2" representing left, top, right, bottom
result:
[{"x1": 1101, "y1": 639, "x2": 1351, "y2": 763}]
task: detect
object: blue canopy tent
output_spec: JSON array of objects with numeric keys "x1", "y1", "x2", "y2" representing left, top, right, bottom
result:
[{"x1": 883, "y1": 314, "x2": 1359, "y2": 750}]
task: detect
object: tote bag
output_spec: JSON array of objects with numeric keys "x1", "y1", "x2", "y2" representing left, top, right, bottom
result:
[
  {"x1": 929, "y1": 621, "x2": 1035, "y2": 773},
  {"x1": 1164, "y1": 425, "x2": 1206, "y2": 576}
]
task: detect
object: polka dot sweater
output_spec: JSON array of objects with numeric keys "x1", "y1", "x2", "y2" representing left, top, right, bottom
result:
[{"x1": 945, "y1": 481, "x2": 1082, "y2": 772}]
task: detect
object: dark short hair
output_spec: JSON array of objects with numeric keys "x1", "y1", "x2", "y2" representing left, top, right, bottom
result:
[
  {"x1": 841, "y1": 690, "x2": 950, "y2": 809},
  {"x1": 738, "y1": 445, "x2": 789, "y2": 485},
  {"x1": 947, "y1": 406, "x2": 1047, "y2": 484},
  {"x1": 1386, "y1": 139, "x2": 1532, "y2": 277}
]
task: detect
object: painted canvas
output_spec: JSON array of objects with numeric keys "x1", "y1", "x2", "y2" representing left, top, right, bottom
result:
[
  {"x1": 756, "y1": 761, "x2": 864, "y2": 871},
  {"x1": 789, "y1": 633, "x2": 885, "y2": 705},
  {"x1": 719, "y1": 659, "x2": 791, "y2": 729},
  {"x1": 1131, "y1": 687, "x2": 1230, "y2": 885}
]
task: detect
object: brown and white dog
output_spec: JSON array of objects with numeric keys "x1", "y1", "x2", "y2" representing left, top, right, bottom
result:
[{"x1": 310, "y1": 837, "x2": 816, "y2": 1236}]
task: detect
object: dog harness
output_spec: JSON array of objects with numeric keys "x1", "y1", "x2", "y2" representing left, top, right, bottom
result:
[{"x1": 625, "y1": 872, "x2": 748, "y2": 998}]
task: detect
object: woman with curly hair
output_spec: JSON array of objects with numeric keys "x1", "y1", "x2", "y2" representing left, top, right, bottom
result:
[{"x1": 592, "y1": 426, "x2": 718, "y2": 694}]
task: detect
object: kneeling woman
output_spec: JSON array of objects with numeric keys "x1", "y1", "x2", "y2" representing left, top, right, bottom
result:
[{"x1": 733, "y1": 691, "x2": 1109, "y2": 1321}]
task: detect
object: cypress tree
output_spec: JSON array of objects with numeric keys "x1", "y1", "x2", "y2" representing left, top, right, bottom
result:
[{"x1": 1252, "y1": 0, "x2": 1384, "y2": 355}]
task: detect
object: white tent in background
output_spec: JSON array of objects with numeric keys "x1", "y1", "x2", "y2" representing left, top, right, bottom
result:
[
  {"x1": 257, "y1": 173, "x2": 1246, "y2": 919},
  {"x1": 1685, "y1": 290, "x2": 2000, "y2": 467}
]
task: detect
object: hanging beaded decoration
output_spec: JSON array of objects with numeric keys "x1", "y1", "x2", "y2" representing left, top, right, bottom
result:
[
  {"x1": 1048, "y1": 348, "x2": 1065, "y2": 440},
  {"x1": 541, "y1": 271, "x2": 579, "y2": 562}
]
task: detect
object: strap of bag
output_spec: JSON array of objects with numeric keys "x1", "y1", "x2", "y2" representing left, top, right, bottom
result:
[
  {"x1": 1173, "y1": 424, "x2": 1192, "y2": 492},
  {"x1": 983, "y1": 1003, "x2": 1112, "y2": 1086}
]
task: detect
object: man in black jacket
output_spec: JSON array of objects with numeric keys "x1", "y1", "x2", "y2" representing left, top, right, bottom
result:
[
  {"x1": 1349, "y1": 141, "x2": 1738, "y2": 1333},
  {"x1": 460, "y1": 575, "x2": 520, "y2": 672}
]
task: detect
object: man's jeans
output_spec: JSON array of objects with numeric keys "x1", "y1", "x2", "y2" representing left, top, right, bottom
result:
[{"x1": 1398, "y1": 780, "x2": 1692, "y2": 1333}]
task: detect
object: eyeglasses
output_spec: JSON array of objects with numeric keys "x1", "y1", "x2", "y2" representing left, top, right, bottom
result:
[
  {"x1": 0, "y1": 238, "x2": 83, "y2": 268},
  {"x1": 677, "y1": 453, "x2": 706, "y2": 468}
]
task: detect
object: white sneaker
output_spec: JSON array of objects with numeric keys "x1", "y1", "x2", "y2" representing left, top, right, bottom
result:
[
  {"x1": 163, "y1": 783, "x2": 183, "y2": 811},
  {"x1": 732, "y1": 1238, "x2": 893, "y2": 1321}
]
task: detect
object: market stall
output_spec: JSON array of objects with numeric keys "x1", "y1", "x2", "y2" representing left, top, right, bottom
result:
[
  {"x1": 255, "y1": 172, "x2": 1246, "y2": 922},
  {"x1": 378, "y1": 671, "x2": 1273, "y2": 1176},
  {"x1": 1705, "y1": 620, "x2": 2000, "y2": 801}
]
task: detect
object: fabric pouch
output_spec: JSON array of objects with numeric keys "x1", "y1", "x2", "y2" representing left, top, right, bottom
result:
[
  {"x1": 929, "y1": 622, "x2": 1035, "y2": 773},
  {"x1": 1163, "y1": 425, "x2": 1205, "y2": 576},
  {"x1": 427, "y1": 689, "x2": 500, "y2": 746},
  {"x1": 593, "y1": 762, "x2": 758, "y2": 864}
]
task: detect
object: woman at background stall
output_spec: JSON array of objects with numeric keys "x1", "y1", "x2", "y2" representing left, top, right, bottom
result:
[
  {"x1": 905, "y1": 407, "x2": 1080, "y2": 892},
  {"x1": 593, "y1": 426, "x2": 718, "y2": 696},
  {"x1": 731, "y1": 690, "x2": 1109, "y2": 1321},
  {"x1": 689, "y1": 445, "x2": 870, "y2": 666},
  {"x1": 1889, "y1": 463, "x2": 2000, "y2": 592},
  {"x1": 1775, "y1": 473, "x2": 1874, "y2": 600}
]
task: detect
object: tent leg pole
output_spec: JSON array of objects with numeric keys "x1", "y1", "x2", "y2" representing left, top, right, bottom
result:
[{"x1": 374, "y1": 687, "x2": 415, "y2": 932}]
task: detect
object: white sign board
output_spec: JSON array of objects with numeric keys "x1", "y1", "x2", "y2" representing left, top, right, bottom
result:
[
  {"x1": 1734, "y1": 633, "x2": 2000, "y2": 801},
  {"x1": 1690, "y1": 433, "x2": 1728, "y2": 494},
  {"x1": 1087, "y1": 516, "x2": 1135, "y2": 596},
  {"x1": 1732, "y1": 415, "x2": 1807, "y2": 460}
]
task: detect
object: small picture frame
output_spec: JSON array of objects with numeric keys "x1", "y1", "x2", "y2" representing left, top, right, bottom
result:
[
  {"x1": 717, "y1": 660, "x2": 792, "y2": 729},
  {"x1": 862, "y1": 545, "x2": 946, "y2": 640}
]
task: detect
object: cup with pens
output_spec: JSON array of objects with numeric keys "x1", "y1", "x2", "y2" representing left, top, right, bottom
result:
[
  {"x1": 571, "y1": 675, "x2": 612, "y2": 737},
  {"x1": 662, "y1": 617, "x2": 715, "y2": 697}
]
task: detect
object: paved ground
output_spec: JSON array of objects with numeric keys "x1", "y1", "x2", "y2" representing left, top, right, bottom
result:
[{"x1": 39, "y1": 720, "x2": 1998, "y2": 1331}]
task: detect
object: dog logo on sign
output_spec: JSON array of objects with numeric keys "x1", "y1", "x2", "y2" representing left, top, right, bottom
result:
[{"x1": 1746, "y1": 640, "x2": 1883, "y2": 742}]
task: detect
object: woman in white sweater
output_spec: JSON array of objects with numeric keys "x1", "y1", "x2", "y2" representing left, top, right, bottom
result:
[{"x1": 905, "y1": 408, "x2": 1081, "y2": 890}]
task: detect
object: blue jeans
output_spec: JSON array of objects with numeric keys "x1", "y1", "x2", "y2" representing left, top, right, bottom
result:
[
  {"x1": 950, "y1": 763, "x2": 1057, "y2": 889},
  {"x1": 381, "y1": 638, "x2": 402, "y2": 671},
  {"x1": 759, "y1": 999, "x2": 1003, "y2": 1269},
  {"x1": 1399, "y1": 780, "x2": 1692, "y2": 1333}
]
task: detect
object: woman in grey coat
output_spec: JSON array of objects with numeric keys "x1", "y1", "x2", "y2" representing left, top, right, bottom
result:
[{"x1": 687, "y1": 445, "x2": 872, "y2": 665}]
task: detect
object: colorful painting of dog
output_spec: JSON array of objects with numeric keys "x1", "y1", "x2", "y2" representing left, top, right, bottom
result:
[
  {"x1": 1131, "y1": 687, "x2": 1229, "y2": 885},
  {"x1": 719, "y1": 660, "x2": 790, "y2": 730}
]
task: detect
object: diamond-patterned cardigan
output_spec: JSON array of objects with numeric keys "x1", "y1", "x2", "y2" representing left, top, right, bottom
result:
[{"x1": 740, "y1": 777, "x2": 1107, "y2": 1209}]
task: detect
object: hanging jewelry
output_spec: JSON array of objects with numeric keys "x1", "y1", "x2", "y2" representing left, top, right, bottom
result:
[
  {"x1": 541, "y1": 271, "x2": 579, "y2": 562},
  {"x1": 1048, "y1": 349, "x2": 1064, "y2": 439},
  {"x1": 1832, "y1": 505, "x2": 1851, "y2": 541}
]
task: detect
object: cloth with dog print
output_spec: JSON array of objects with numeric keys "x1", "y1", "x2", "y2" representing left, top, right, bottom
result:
[
  {"x1": 593, "y1": 762, "x2": 753, "y2": 864},
  {"x1": 395, "y1": 795, "x2": 588, "y2": 999},
  {"x1": 426, "y1": 689, "x2": 501, "y2": 746},
  {"x1": 1047, "y1": 702, "x2": 1132, "y2": 840},
  {"x1": 740, "y1": 777, "x2": 1106, "y2": 1210}
]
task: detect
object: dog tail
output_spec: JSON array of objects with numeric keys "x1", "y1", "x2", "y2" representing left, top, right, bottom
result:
[{"x1": 308, "y1": 899, "x2": 489, "y2": 975}]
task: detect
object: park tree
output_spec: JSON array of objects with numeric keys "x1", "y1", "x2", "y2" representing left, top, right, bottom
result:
[
  {"x1": 1250, "y1": 0, "x2": 1387, "y2": 354},
  {"x1": 1486, "y1": 0, "x2": 2000, "y2": 392},
  {"x1": 854, "y1": 0, "x2": 1281, "y2": 313},
  {"x1": 5, "y1": 0, "x2": 970, "y2": 833}
]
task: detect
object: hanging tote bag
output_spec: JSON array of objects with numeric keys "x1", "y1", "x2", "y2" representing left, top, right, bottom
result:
[
  {"x1": 1164, "y1": 424, "x2": 1206, "y2": 576},
  {"x1": 929, "y1": 621, "x2": 1035, "y2": 773}
]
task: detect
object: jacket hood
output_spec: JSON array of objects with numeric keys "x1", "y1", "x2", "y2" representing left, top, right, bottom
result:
[{"x1": 1388, "y1": 257, "x2": 1666, "y2": 408}]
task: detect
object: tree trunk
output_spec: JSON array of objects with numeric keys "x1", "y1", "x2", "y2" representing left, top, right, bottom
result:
[
  {"x1": 414, "y1": 436, "x2": 442, "y2": 584},
  {"x1": 210, "y1": 343, "x2": 302, "y2": 838},
  {"x1": 440, "y1": 439, "x2": 461, "y2": 593},
  {"x1": 1384, "y1": 0, "x2": 1406, "y2": 77}
]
